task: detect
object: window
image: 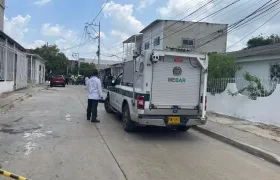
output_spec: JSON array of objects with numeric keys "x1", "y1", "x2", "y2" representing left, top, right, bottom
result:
[
  {"x1": 153, "y1": 37, "x2": 160, "y2": 46},
  {"x1": 270, "y1": 63, "x2": 280, "y2": 81},
  {"x1": 144, "y1": 42, "x2": 149, "y2": 50},
  {"x1": 182, "y1": 38, "x2": 195, "y2": 48},
  {"x1": 115, "y1": 74, "x2": 123, "y2": 85}
]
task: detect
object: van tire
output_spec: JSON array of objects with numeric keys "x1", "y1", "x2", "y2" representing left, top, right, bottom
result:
[
  {"x1": 104, "y1": 96, "x2": 114, "y2": 114},
  {"x1": 122, "y1": 103, "x2": 135, "y2": 132},
  {"x1": 177, "y1": 126, "x2": 191, "y2": 132}
]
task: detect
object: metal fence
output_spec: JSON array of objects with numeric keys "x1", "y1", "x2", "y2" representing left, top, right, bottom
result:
[
  {"x1": 0, "y1": 43, "x2": 4, "y2": 80},
  {"x1": 207, "y1": 77, "x2": 279, "y2": 97}
]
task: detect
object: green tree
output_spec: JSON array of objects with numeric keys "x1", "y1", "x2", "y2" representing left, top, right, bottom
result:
[
  {"x1": 78, "y1": 62, "x2": 97, "y2": 77},
  {"x1": 31, "y1": 45, "x2": 69, "y2": 79},
  {"x1": 246, "y1": 34, "x2": 280, "y2": 49},
  {"x1": 208, "y1": 53, "x2": 240, "y2": 79},
  {"x1": 207, "y1": 53, "x2": 240, "y2": 94}
]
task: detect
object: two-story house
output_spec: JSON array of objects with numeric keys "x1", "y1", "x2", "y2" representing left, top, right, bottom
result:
[{"x1": 123, "y1": 19, "x2": 228, "y2": 57}]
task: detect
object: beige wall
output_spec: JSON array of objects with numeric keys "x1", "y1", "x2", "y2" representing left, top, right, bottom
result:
[
  {"x1": 162, "y1": 21, "x2": 228, "y2": 53},
  {"x1": 0, "y1": 0, "x2": 5, "y2": 31}
]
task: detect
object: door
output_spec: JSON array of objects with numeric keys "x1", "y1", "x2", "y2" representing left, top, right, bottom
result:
[
  {"x1": 151, "y1": 56, "x2": 202, "y2": 109},
  {"x1": 110, "y1": 74, "x2": 122, "y2": 111},
  {"x1": 13, "y1": 54, "x2": 17, "y2": 90}
]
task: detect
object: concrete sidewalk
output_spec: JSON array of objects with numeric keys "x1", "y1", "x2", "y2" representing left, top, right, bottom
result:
[
  {"x1": 194, "y1": 113, "x2": 280, "y2": 166},
  {"x1": 0, "y1": 85, "x2": 47, "y2": 114}
]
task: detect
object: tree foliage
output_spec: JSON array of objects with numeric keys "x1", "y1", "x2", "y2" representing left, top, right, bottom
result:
[
  {"x1": 74, "y1": 62, "x2": 97, "y2": 77},
  {"x1": 246, "y1": 34, "x2": 280, "y2": 49},
  {"x1": 31, "y1": 45, "x2": 69, "y2": 79},
  {"x1": 208, "y1": 53, "x2": 240, "y2": 79}
]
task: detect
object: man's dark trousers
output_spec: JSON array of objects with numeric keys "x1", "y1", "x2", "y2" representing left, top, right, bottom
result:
[{"x1": 87, "y1": 99, "x2": 99, "y2": 120}]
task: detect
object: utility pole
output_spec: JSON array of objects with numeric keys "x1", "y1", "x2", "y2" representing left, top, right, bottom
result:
[
  {"x1": 97, "y1": 21, "x2": 100, "y2": 71},
  {"x1": 72, "y1": 53, "x2": 80, "y2": 75},
  {"x1": 85, "y1": 21, "x2": 101, "y2": 71}
]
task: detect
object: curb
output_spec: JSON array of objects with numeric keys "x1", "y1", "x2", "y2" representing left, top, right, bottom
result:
[{"x1": 193, "y1": 126, "x2": 280, "y2": 167}]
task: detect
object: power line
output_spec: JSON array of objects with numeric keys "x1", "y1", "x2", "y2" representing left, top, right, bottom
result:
[
  {"x1": 227, "y1": 10, "x2": 280, "y2": 50},
  {"x1": 194, "y1": 0, "x2": 280, "y2": 50},
  {"x1": 91, "y1": 0, "x2": 109, "y2": 23},
  {"x1": 116, "y1": 0, "x2": 240, "y2": 56},
  {"x1": 107, "y1": 0, "x2": 217, "y2": 49},
  {"x1": 4, "y1": 10, "x2": 27, "y2": 36}
]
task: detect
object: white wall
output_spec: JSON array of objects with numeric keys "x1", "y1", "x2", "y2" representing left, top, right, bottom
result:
[
  {"x1": 207, "y1": 83, "x2": 280, "y2": 126},
  {"x1": 0, "y1": 81, "x2": 13, "y2": 94},
  {"x1": 236, "y1": 57, "x2": 280, "y2": 79},
  {"x1": 34, "y1": 60, "x2": 45, "y2": 84},
  {"x1": 142, "y1": 21, "x2": 164, "y2": 50}
]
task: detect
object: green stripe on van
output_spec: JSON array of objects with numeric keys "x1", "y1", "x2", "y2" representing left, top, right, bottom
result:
[{"x1": 108, "y1": 87, "x2": 150, "y2": 101}]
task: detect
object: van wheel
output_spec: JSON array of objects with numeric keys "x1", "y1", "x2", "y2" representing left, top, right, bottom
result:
[
  {"x1": 104, "y1": 96, "x2": 114, "y2": 114},
  {"x1": 177, "y1": 126, "x2": 191, "y2": 132},
  {"x1": 122, "y1": 104, "x2": 135, "y2": 132}
]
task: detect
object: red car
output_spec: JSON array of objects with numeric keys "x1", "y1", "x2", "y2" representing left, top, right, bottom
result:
[{"x1": 50, "y1": 75, "x2": 65, "y2": 87}]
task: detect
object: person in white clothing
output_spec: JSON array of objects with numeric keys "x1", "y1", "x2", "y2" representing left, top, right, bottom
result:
[
  {"x1": 86, "y1": 70, "x2": 103, "y2": 122},
  {"x1": 85, "y1": 77, "x2": 89, "y2": 85},
  {"x1": 85, "y1": 76, "x2": 89, "y2": 89}
]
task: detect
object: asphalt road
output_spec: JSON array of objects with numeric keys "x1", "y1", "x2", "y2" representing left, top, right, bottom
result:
[{"x1": 0, "y1": 85, "x2": 280, "y2": 180}]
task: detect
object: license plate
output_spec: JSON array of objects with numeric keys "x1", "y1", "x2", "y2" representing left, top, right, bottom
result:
[{"x1": 168, "y1": 117, "x2": 180, "y2": 124}]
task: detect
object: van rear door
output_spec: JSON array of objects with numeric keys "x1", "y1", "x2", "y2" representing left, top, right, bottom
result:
[{"x1": 150, "y1": 55, "x2": 202, "y2": 109}]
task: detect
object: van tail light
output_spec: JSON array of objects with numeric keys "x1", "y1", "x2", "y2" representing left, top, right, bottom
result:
[
  {"x1": 205, "y1": 97, "x2": 207, "y2": 111},
  {"x1": 137, "y1": 96, "x2": 145, "y2": 110}
]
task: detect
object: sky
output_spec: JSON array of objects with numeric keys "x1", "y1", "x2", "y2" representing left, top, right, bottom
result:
[{"x1": 3, "y1": 0, "x2": 280, "y2": 61}]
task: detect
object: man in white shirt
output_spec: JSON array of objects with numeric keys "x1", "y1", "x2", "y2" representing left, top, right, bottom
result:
[{"x1": 86, "y1": 70, "x2": 103, "y2": 122}]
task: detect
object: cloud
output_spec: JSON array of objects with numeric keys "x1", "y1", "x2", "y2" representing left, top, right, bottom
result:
[
  {"x1": 4, "y1": 15, "x2": 31, "y2": 41},
  {"x1": 137, "y1": 0, "x2": 155, "y2": 10},
  {"x1": 110, "y1": 30, "x2": 129, "y2": 41},
  {"x1": 41, "y1": 23, "x2": 63, "y2": 37},
  {"x1": 157, "y1": 0, "x2": 214, "y2": 18},
  {"x1": 103, "y1": 1, "x2": 144, "y2": 39},
  {"x1": 34, "y1": 0, "x2": 52, "y2": 6},
  {"x1": 26, "y1": 40, "x2": 46, "y2": 49}
]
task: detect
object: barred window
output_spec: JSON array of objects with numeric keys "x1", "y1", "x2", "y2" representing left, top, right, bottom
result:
[
  {"x1": 153, "y1": 37, "x2": 160, "y2": 46},
  {"x1": 0, "y1": 44, "x2": 4, "y2": 81},
  {"x1": 182, "y1": 38, "x2": 195, "y2": 49},
  {"x1": 6, "y1": 49, "x2": 14, "y2": 81},
  {"x1": 270, "y1": 63, "x2": 280, "y2": 81},
  {"x1": 144, "y1": 42, "x2": 149, "y2": 50}
]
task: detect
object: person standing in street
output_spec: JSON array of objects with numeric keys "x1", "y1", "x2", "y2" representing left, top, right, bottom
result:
[{"x1": 86, "y1": 70, "x2": 103, "y2": 122}]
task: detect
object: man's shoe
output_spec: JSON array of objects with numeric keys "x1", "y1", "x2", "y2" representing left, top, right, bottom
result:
[
  {"x1": 91, "y1": 119, "x2": 100, "y2": 123},
  {"x1": 87, "y1": 117, "x2": 90, "y2": 121}
]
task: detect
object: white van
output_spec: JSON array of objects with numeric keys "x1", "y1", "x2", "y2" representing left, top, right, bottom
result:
[{"x1": 104, "y1": 49, "x2": 208, "y2": 132}]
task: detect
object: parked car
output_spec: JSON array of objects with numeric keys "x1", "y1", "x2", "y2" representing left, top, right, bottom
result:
[{"x1": 50, "y1": 75, "x2": 65, "y2": 87}]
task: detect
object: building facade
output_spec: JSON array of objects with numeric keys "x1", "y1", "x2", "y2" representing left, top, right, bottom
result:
[
  {"x1": 27, "y1": 54, "x2": 45, "y2": 84},
  {"x1": 0, "y1": 31, "x2": 45, "y2": 94},
  {"x1": 228, "y1": 43, "x2": 280, "y2": 81},
  {"x1": 123, "y1": 19, "x2": 228, "y2": 56}
]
